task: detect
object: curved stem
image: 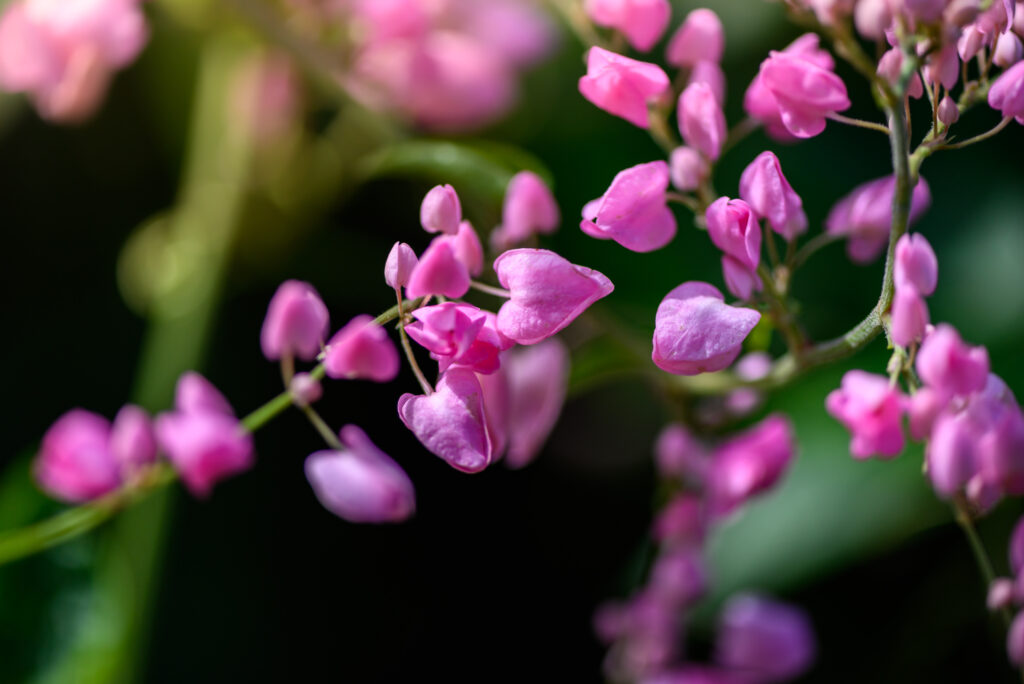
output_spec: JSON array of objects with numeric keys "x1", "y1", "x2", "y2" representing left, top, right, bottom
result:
[
  {"x1": 469, "y1": 281, "x2": 512, "y2": 298},
  {"x1": 301, "y1": 405, "x2": 344, "y2": 450},
  {"x1": 826, "y1": 112, "x2": 891, "y2": 134},
  {"x1": 939, "y1": 116, "x2": 1012, "y2": 150}
]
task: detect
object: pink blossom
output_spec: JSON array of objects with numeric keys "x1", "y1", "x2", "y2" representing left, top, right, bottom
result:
[
  {"x1": 110, "y1": 404, "x2": 156, "y2": 476},
  {"x1": 689, "y1": 60, "x2": 726, "y2": 106},
  {"x1": 989, "y1": 60, "x2": 1024, "y2": 122},
  {"x1": 583, "y1": 0, "x2": 671, "y2": 52},
  {"x1": 458, "y1": 0, "x2": 557, "y2": 68},
  {"x1": 1010, "y1": 613, "x2": 1024, "y2": 665},
  {"x1": 938, "y1": 95, "x2": 960, "y2": 126},
  {"x1": 384, "y1": 242, "x2": 418, "y2": 290},
  {"x1": 493, "y1": 171, "x2": 560, "y2": 249},
  {"x1": 678, "y1": 82, "x2": 726, "y2": 161},
  {"x1": 176, "y1": 371, "x2": 234, "y2": 417},
  {"x1": 707, "y1": 415, "x2": 794, "y2": 515},
  {"x1": 578, "y1": 47, "x2": 670, "y2": 129},
  {"x1": 420, "y1": 184, "x2": 462, "y2": 235},
  {"x1": 397, "y1": 368, "x2": 493, "y2": 473},
  {"x1": 654, "y1": 423, "x2": 708, "y2": 481},
  {"x1": 824, "y1": 175, "x2": 932, "y2": 263},
  {"x1": 926, "y1": 411, "x2": 981, "y2": 497},
  {"x1": 449, "y1": 221, "x2": 484, "y2": 277},
  {"x1": 652, "y1": 282, "x2": 761, "y2": 376},
  {"x1": 877, "y1": 47, "x2": 925, "y2": 99},
  {"x1": 260, "y1": 280, "x2": 330, "y2": 362},
  {"x1": 721, "y1": 255, "x2": 762, "y2": 301},
  {"x1": 504, "y1": 339, "x2": 570, "y2": 468},
  {"x1": 289, "y1": 372, "x2": 322, "y2": 406},
  {"x1": 826, "y1": 370, "x2": 906, "y2": 459},
  {"x1": 923, "y1": 44, "x2": 960, "y2": 90},
  {"x1": 669, "y1": 146, "x2": 708, "y2": 192},
  {"x1": 715, "y1": 594, "x2": 816, "y2": 682},
  {"x1": 739, "y1": 151, "x2": 808, "y2": 240},
  {"x1": 854, "y1": 0, "x2": 893, "y2": 39},
  {"x1": 493, "y1": 248, "x2": 614, "y2": 345},
  {"x1": 405, "y1": 302, "x2": 512, "y2": 375},
  {"x1": 304, "y1": 425, "x2": 415, "y2": 523},
  {"x1": 705, "y1": 197, "x2": 761, "y2": 270},
  {"x1": 652, "y1": 495, "x2": 706, "y2": 548},
  {"x1": 648, "y1": 548, "x2": 707, "y2": 606},
  {"x1": 895, "y1": 233, "x2": 939, "y2": 296},
  {"x1": 581, "y1": 161, "x2": 676, "y2": 252},
  {"x1": 666, "y1": 9, "x2": 724, "y2": 67},
  {"x1": 908, "y1": 386, "x2": 945, "y2": 440},
  {"x1": 35, "y1": 410, "x2": 121, "y2": 503},
  {"x1": 323, "y1": 315, "x2": 400, "y2": 382},
  {"x1": 916, "y1": 324, "x2": 990, "y2": 397},
  {"x1": 890, "y1": 287, "x2": 930, "y2": 347},
  {"x1": 405, "y1": 237, "x2": 471, "y2": 299},
  {"x1": 478, "y1": 365, "x2": 510, "y2": 461}
]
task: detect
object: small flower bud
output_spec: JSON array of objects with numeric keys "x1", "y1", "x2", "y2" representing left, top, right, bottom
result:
[
  {"x1": 917, "y1": 324, "x2": 990, "y2": 397},
  {"x1": 995, "y1": 31, "x2": 1024, "y2": 67},
  {"x1": 260, "y1": 280, "x2": 330, "y2": 362},
  {"x1": 493, "y1": 171, "x2": 560, "y2": 249},
  {"x1": 110, "y1": 404, "x2": 157, "y2": 476},
  {"x1": 666, "y1": 9, "x2": 725, "y2": 67},
  {"x1": 739, "y1": 151, "x2": 808, "y2": 240},
  {"x1": 323, "y1": 315, "x2": 400, "y2": 382},
  {"x1": 289, "y1": 372, "x2": 322, "y2": 406},
  {"x1": 578, "y1": 47, "x2": 670, "y2": 129},
  {"x1": 581, "y1": 161, "x2": 676, "y2": 252},
  {"x1": 669, "y1": 146, "x2": 707, "y2": 192},
  {"x1": 706, "y1": 198, "x2": 761, "y2": 270},
  {"x1": 583, "y1": 0, "x2": 670, "y2": 52},
  {"x1": 384, "y1": 242, "x2": 418, "y2": 290},
  {"x1": 420, "y1": 184, "x2": 462, "y2": 235},
  {"x1": 405, "y1": 237, "x2": 471, "y2": 299},
  {"x1": 854, "y1": 0, "x2": 892, "y2": 39},
  {"x1": 35, "y1": 410, "x2": 121, "y2": 503},
  {"x1": 989, "y1": 578, "x2": 1016, "y2": 611},
  {"x1": 938, "y1": 95, "x2": 960, "y2": 126},
  {"x1": 678, "y1": 82, "x2": 726, "y2": 161}
]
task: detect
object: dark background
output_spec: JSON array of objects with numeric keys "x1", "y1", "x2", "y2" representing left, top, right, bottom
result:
[{"x1": 1, "y1": 1, "x2": 1023, "y2": 681}]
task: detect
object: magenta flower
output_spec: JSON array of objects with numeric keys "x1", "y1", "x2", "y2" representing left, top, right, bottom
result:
[
  {"x1": 890, "y1": 287, "x2": 930, "y2": 348},
  {"x1": 581, "y1": 161, "x2": 676, "y2": 252},
  {"x1": 492, "y1": 171, "x2": 560, "y2": 249},
  {"x1": 877, "y1": 48, "x2": 924, "y2": 99},
  {"x1": 1010, "y1": 613, "x2": 1024, "y2": 666},
  {"x1": 384, "y1": 241, "x2": 418, "y2": 290},
  {"x1": 666, "y1": 9, "x2": 725, "y2": 67},
  {"x1": 260, "y1": 280, "x2": 330, "y2": 362},
  {"x1": 894, "y1": 233, "x2": 938, "y2": 296},
  {"x1": 420, "y1": 184, "x2": 462, "y2": 235},
  {"x1": 110, "y1": 404, "x2": 157, "y2": 476},
  {"x1": 689, "y1": 60, "x2": 726, "y2": 106},
  {"x1": 451, "y1": 221, "x2": 484, "y2": 277},
  {"x1": 583, "y1": 0, "x2": 671, "y2": 52},
  {"x1": 721, "y1": 254, "x2": 762, "y2": 300},
  {"x1": 35, "y1": 410, "x2": 121, "y2": 503},
  {"x1": 652, "y1": 282, "x2": 761, "y2": 376},
  {"x1": 405, "y1": 237, "x2": 470, "y2": 299},
  {"x1": 739, "y1": 151, "x2": 808, "y2": 240},
  {"x1": 707, "y1": 414, "x2": 794, "y2": 515},
  {"x1": 678, "y1": 82, "x2": 726, "y2": 161},
  {"x1": 405, "y1": 302, "x2": 512, "y2": 375},
  {"x1": 825, "y1": 175, "x2": 932, "y2": 263},
  {"x1": 305, "y1": 425, "x2": 415, "y2": 524},
  {"x1": 648, "y1": 548, "x2": 707, "y2": 606},
  {"x1": 995, "y1": 32, "x2": 1024, "y2": 69},
  {"x1": 503, "y1": 339, "x2": 569, "y2": 468},
  {"x1": 669, "y1": 146, "x2": 708, "y2": 192},
  {"x1": 289, "y1": 372, "x2": 322, "y2": 406},
  {"x1": 825, "y1": 370, "x2": 906, "y2": 459},
  {"x1": 655, "y1": 423, "x2": 708, "y2": 481},
  {"x1": 397, "y1": 368, "x2": 494, "y2": 473},
  {"x1": 156, "y1": 373, "x2": 253, "y2": 497},
  {"x1": 715, "y1": 594, "x2": 816, "y2": 682},
  {"x1": 578, "y1": 47, "x2": 670, "y2": 129},
  {"x1": 652, "y1": 495, "x2": 706, "y2": 548},
  {"x1": 494, "y1": 248, "x2": 614, "y2": 345},
  {"x1": 323, "y1": 315, "x2": 400, "y2": 382},
  {"x1": 916, "y1": 324, "x2": 990, "y2": 398},
  {"x1": 989, "y1": 60, "x2": 1024, "y2": 123},
  {"x1": 926, "y1": 411, "x2": 981, "y2": 497},
  {"x1": 705, "y1": 197, "x2": 761, "y2": 271}
]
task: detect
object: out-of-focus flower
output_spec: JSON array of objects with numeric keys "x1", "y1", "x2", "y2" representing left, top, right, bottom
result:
[
  {"x1": 323, "y1": 315, "x2": 400, "y2": 382},
  {"x1": 989, "y1": 60, "x2": 1024, "y2": 122},
  {"x1": 420, "y1": 184, "x2": 462, "y2": 235},
  {"x1": 503, "y1": 339, "x2": 569, "y2": 468},
  {"x1": 584, "y1": 0, "x2": 671, "y2": 52},
  {"x1": 260, "y1": 280, "x2": 330, "y2": 362},
  {"x1": 678, "y1": 82, "x2": 726, "y2": 161},
  {"x1": 825, "y1": 175, "x2": 932, "y2": 263},
  {"x1": 715, "y1": 594, "x2": 816, "y2": 682},
  {"x1": 578, "y1": 47, "x2": 670, "y2": 128},
  {"x1": 35, "y1": 410, "x2": 121, "y2": 503},
  {"x1": 826, "y1": 371, "x2": 905, "y2": 459},
  {"x1": 492, "y1": 171, "x2": 560, "y2": 250},
  {"x1": 707, "y1": 415, "x2": 794, "y2": 515},
  {"x1": 666, "y1": 8, "x2": 724, "y2": 67}
]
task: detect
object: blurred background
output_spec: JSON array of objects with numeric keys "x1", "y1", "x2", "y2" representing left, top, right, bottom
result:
[{"x1": 1, "y1": 0, "x2": 1023, "y2": 681}]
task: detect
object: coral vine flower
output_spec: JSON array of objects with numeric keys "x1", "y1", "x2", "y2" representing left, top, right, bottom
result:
[
  {"x1": 678, "y1": 82, "x2": 726, "y2": 161},
  {"x1": 583, "y1": 0, "x2": 671, "y2": 52},
  {"x1": 492, "y1": 171, "x2": 560, "y2": 249},
  {"x1": 493, "y1": 248, "x2": 614, "y2": 345},
  {"x1": 916, "y1": 324, "x2": 990, "y2": 398},
  {"x1": 405, "y1": 302, "x2": 513, "y2": 375},
  {"x1": 825, "y1": 370, "x2": 906, "y2": 459},
  {"x1": 323, "y1": 315, "x2": 400, "y2": 382},
  {"x1": 652, "y1": 282, "x2": 761, "y2": 376},
  {"x1": 581, "y1": 161, "x2": 676, "y2": 252},
  {"x1": 739, "y1": 151, "x2": 808, "y2": 241},
  {"x1": 405, "y1": 237, "x2": 471, "y2": 299},
  {"x1": 666, "y1": 8, "x2": 725, "y2": 67},
  {"x1": 35, "y1": 410, "x2": 122, "y2": 503},
  {"x1": 384, "y1": 242, "x2": 418, "y2": 290},
  {"x1": 989, "y1": 60, "x2": 1024, "y2": 122},
  {"x1": 503, "y1": 339, "x2": 570, "y2": 468},
  {"x1": 260, "y1": 280, "x2": 330, "y2": 362},
  {"x1": 705, "y1": 198, "x2": 761, "y2": 271},
  {"x1": 707, "y1": 414, "x2": 795, "y2": 515},
  {"x1": 420, "y1": 184, "x2": 462, "y2": 235},
  {"x1": 715, "y1": 594, "x2": 816, "y2": 681},
  {"x1": 304, "y1": 425, "x2": 415, "y2": 523},
  {"x1": 578, "y1": 46, "x2": 670, "y2": 129},
  {"x1": 825, "y1": 175, "x2": 932, "y2": 263}
]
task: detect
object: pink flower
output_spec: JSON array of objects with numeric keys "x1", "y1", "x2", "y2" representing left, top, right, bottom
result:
[
  {"x1": 289, "y1": 372, "x2": 322, "y2": 406},
  {"x1": 894, "y1": 233, "x2": 939, "y2": 295},
  {"x1": 989, "y1": 60, "x2": 1024, "y2": 123},
  {"x1": 494, "y1": 248, "x2": 614, "y2": 344},
  {"x1": 666, "y1": 9, "x2": 724, "y2": 67},
  {"x1": 260, "y1": 280, "x2": 330, "y2": 362},
  {"x1": 504, "y1": 339, "x2": 570, "y2": 468},
  {"x1": 825, "y1": 370, "x2": 906, "y2": 459},
  {"x1": 581, "y1": 161, "x2": 676, "y2": 252},
  {"x1": 1010, "y1": 612, "x2": 1024, "y2": 666},
  {"x1": 304, "y1": 425, "x2": 415, "y2": 523},
  {"x1": 890, "y1": 287, "x2": 930, "y2": 347},
  {"x1": 715, "y1": 594, "x2": 816, "y2": 682},
  {"x1": 854, "y1": 0, "x2": 893, "y2": 39},
  {"x1": 583, "y1": 0, "x2": 671, "y2": 52},
  {"x1": 648, "y1": 548, "x2": 707, "y2": 606},
  {"x1": 420, "y1": 184, "x2": 462, "y2": 235},
  {"x1": 405, "y1": 237, "x2": 471, "y2": 299},
  {"x1": 652, "y1": 282, "x2": 761, "y2": 376},
  {"x1": 652, "y1": 495, "x2": 706, "y2": 548},
  {"x1": 738, "y1": 151, "x2": 808, "y2": 240},
  {"x1": 678, "y1": 82, "x2": 726, "y2": 160},
  {"x1": 450, "y1": 220, "x2": 484, "y2": 277},
  {"x1": 669, "y1": 146, "x2": 708, "y2": 192},
  {"x1": 926, "y1": 411, "x2": 981, "y2": 497},
  {"x1": 35, "y1": 410, "x2": 121, "y2": 503},
  {"x1": 916, "y1": 324, "x2": 990, "y2": 397},
  {"x1": 938, "y1": 95, "x2": 960, "y2": 126},
  {"x1": 824, "y1": 175, "x2": 932, "y2": 263},
  {"x1": 707, "y1": 415, "x2": 795, "y2": 515},
  {"x1": 0, "y1": 0, "x2": 148, "y2": 122},
  {"x1": 655, "y1": 422, "x2": 709, "y2": 481},
  {"x1": 405, "y1": 302, "x2": 513, "y2": 374},
  {"x1": 110, "y1": 404, "x2": 156, "y2": 476},
  {"x1": 397, "y1": 368, "x2": 494, "y2": 473},
  {"x1": 721, "y1": 255, "x2": 762, "y2": 300},
  {"x1": 323, "y1": 315, "x2": 400, "y2": 382},
  {"x1": 156, "y1": 373, "x2": 253, "y2": 497},
  {"x1": 744, "y1": 34, "x2": 846, "y2": 140},
  {"x1": 705, "y1": 197, "x2": 761, "y2": 270},
  {"x1": 492, "y1": 171, "x2": 560, "y2": 249},
  {"x1": 578, "y1": 46, "x2": 670, "y2": 128},
  {"x1": 688, "y1": 60, "x2": 726, "y2": 105},
  {"x1": 877, "y1": 47, "x2": 924, "y2": 99},
  {"x1": 384, "y1": 241, "x2": 418, "y2": 290}
]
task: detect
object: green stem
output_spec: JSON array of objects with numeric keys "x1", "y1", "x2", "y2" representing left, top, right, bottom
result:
[
  {"x1": 953, "y1": 498, "x2": 1013, "y2": 629},
  {"x1": 300, "y1": 405, "x2": 344, "y2": 450},
  {"x1": 469, "y1": 281, "x2": 512, "y2": 298},
  {"x1": 826, "y1": 112, "x2": 891, "y2": 134}
]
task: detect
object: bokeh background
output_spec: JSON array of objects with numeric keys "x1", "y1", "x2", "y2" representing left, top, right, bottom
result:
[{"x1": 1, "y1": 0, "x2": 1024, "y2": 681}]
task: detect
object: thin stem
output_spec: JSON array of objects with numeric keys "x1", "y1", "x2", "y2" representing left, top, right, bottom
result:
[
  {"x1": 953, "y1": 498, "x2": 1013, "y2": 629},
  {"x1": 764, "y1": 225, "x2": 782, "y2": 271},
  {"x1": 939, "y1": 116, "x2": 1012, "y2": 150},
  {"x1": 666, "y1": 192, "x2": 699, "y2": 212},
  {"x1": 374, "y1": 297, "x2": 424, "y2": 327},
  {"x1": 543, "y1": 0, "x2": 605, "y2": 48},
  {"x1": 826, "y1": 112, "x2": 891, "y2": 134},
  {"x1": 723, "y1": 117, "x2": 759, "y2": 154},
  {"x1": 647, "y1": 109, "x2": 680, "y2": 155},
  {"x1": 399, "y1": 324, "x2": 434, "y2": 395},
  {"x1": 757, "y1": 264, "x2": 805, "y2": 357},
  {"x1": 469, "y1": 280, "x2": 512, "y2": 298},
  {"x1": 301, "y1": 405, "x2": 344, "y2": 450},
  {"x1": 789, "y1": 232, "x2": 841, "y2": 271}
]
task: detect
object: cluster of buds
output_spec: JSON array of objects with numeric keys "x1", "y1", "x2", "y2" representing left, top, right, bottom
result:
[{"x1": 595, "y1": 418, "x2": 816, "y2": 683}]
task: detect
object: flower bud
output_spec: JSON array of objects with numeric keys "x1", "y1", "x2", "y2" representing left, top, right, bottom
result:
[
  {"x1": 826, "y1": 371, "x2": 906, "y2": 459},
  {"x1": 666, "y1": 9, "x2": 724, "y2": 67},
  {"x1": 451, "y1": 221, "x2": 484, "y2": 277},
  {"x1": 655, "y1": 423, "x2": 708, "y2": 481},
  {"x1": 715, "y1": 594, "x2": 816, "y2": 681},
  {"x1": 916, "y1": 324, "x2": 990, "y2": 396},
  {"x1": 877, "y1": 48, "x2": 924, "y2": 98},
  {"x1": 927, "y1": 411, "x2": 981, "y2": 497},
  {"x1": 289, "y1": 372, "x2": 322, "y2": 406},
  {"x1": 989, "y1": 578, "x2": 1016, "y2": 611},
  {"x1": 721, "y1": 255, "x2": 762, "y2": 300},
  {"x1": 890, "y1": 288, "x2": 930, "y2": 347},
  {"x1": 652, "y1": 495, "x2": 706, "y2": 548},
  {"x1": 578, "y1": 47, "x2": 670, "y2": 129},
  {"x1": 493, "y1": 171, "x2": 560, "y2": 249},
  {"x1": 494, "y1": 248, "x2": 614, "y2": 344},
  {"x1": 678, "y1": 82, "x2": 726, "y2": 161},
  {"x1": 996, "y1": 31, "x2": 1024, "y2": 67},
  {"x1": 749, "y1": 49, "x2": 850, "y2": 138},
  {"x1": 648, "y1": 549, "x2": 707, "y2": 606},
  {"x1": 706, "y1": 198, "x2": 761, "y2": 270},
  {"x1": 176, "y1": 371, "x2": 235, "y2": 417},
  {"x1": 384, "y1": 242, "x2": 418, "y2": 290},
  {"x1": 652, "y1": 282, "x2": 761, "y2": 376},
  {"x1": 938, "y1": 95, "x2": 960, "y2": 126},
  {"x1": 909, "y1": 386, "x2": 946, "y2": 440},
  {"x1": 260, "y1": 280, "x2": 330, "y2": 362},
  {"x1": 420, "y1": 184, "x2": 462, "y2": 235},
  {"x1": 405, "y1": 237, "x2": 471, "y2": 298},
  {"x1": 581, "y1": 161, "x2": 676, "y2": 252},
  {"x1": 583, "y1": 0, "x2": 671, "y2": 52},
  {"x1": 324, "y1": 315, "x2": 400, "y2": 382},
  {"x1": 854, "y1": 0, "x2": 893, "y2": 39},
  {"x1": 688, "y1": 60, "x2": 726, "y2": 105},
  {"x1": 35, "y1": 410, "x2": 121, "y2": 503},
  {"x1": 895, "y1": 233, "x2": 939, "y2": 295},
  {"x1": 110, "y1": 404, "x2": 157, "y2": 476},
  {"x1": 669, "y1": 146, "x2": 707, "y2": 192},
  {"x1": 739, "y1": 151, "x2": 808, "y2": 240}
]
